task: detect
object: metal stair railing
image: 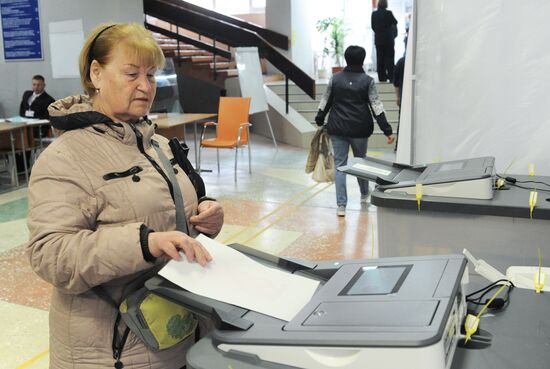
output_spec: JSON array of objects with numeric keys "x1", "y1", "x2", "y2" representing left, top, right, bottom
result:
[{"x1": 143, "y1": 0, "x2": 315, "y2": 104}]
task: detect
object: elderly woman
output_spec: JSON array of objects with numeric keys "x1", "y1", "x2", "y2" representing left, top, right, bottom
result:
[{"x1": 25, "y1": 23, "x2": 223, "y2": 368}]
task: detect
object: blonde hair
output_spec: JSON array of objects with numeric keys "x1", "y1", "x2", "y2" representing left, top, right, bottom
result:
[{"x1": 79, "y1": 23, "x2": 165, "y2": 96}]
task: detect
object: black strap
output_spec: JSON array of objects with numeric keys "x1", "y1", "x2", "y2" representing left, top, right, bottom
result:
[
  {"x1": 152, "y1": 139, "x2": 189, "y2": 234},
  {"x1": 112, "y1": 313, "x2": 130, "y2": 369}
]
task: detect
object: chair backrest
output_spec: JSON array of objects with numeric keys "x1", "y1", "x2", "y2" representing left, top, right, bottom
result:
[{"x1": 217, "y1": 97, "x2": 251, "y2": 144}]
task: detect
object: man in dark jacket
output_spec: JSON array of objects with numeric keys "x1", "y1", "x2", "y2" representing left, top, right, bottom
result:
[
  {"x1": 371, "y1": 0, "x2": 398, "y2": 82},
  {"x1": 19, "y1": 74, "x2": 55, "y2": 119},
  {"x1": 315, "y1": 45, "x2": 395, "y2": 217}
]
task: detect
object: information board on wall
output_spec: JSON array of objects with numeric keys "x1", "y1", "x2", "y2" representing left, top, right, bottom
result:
[{"x1": 0, "y1": 0, "x2": 42, "y2": 61}]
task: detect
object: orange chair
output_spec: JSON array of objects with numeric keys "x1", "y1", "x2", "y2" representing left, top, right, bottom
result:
[{"x1": 198, "y1": 97, "x2": 252, "y2": 181}]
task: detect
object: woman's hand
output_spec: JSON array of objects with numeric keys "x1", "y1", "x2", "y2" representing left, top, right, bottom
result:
[
  {"x1": 148, "y1": 231, "x2": 212, "y2": 266},
  {"x1": 189, "y1": 200, "x2": 224, "y2": 236}
]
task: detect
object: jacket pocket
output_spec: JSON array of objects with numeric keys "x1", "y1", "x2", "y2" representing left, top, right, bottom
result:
[{"x1": 103, "y1": 166, "x2": 143, "y2": 181}]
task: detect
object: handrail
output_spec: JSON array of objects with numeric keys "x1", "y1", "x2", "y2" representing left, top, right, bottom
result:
[
  {"x1": 145, "y1": 22, "x2": 231, "y2": 60},
  {"x1": 143, "y1": 0, "x2": 315, "y2": 99},
  {"x1": 161, "y1": 0, "x2": 288, "y2": 50}
]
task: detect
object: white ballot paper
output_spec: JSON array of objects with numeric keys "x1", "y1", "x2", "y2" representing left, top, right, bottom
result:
[{"x1": 159, "y1": 234, "x2": 320, "y2": 321}]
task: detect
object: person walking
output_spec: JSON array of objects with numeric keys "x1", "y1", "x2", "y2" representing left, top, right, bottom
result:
[
  {"x1": 315, "y1": 45, "x2": 395, "y2": 217},
  {"x1": 371, "y1": 0, "x2": 398, "y2": 82}
]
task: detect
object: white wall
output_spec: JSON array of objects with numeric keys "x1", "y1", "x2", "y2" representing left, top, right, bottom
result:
[
  {"x1": 289, "y1": 0, "x2": 314, "y2": 76},
  {"x1": 265, "y1": 0, "x2": 314, "y2": 77},
  {"x1": 0, "y1": 0, "x2": 143, "y2": 117},
  {"x1": 265, "y1": 0, "x2": 291, "y2": 65},
  {"x1": 402, "y1": 0, "x2": 550, "y2": 175}
]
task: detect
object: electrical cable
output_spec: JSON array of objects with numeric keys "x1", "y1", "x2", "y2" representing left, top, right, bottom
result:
[
  {"x1": 496, "y1": 174, "x2": 550, "y2": 191},
  {"x1": 466, "y1": 279, "x2": 514, "y2": 311}
]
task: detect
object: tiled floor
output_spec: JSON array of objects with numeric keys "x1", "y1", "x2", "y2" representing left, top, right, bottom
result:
[{"x1": 0, "y1": 133, "x2": 394, "y2": 369}]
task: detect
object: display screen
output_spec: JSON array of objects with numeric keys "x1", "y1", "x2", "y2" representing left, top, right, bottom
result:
[{"x1": 340, "y1": 265, "x2": 412, "y2": 296}]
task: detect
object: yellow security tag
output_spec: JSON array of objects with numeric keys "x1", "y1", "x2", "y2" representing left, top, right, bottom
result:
[
  {"x1": 535, "y1": 248, "x2": 546, "y2": 293},
  {"x1": 416, "y1": 183, "x2": 423, "y2": 211},
  {"x1": 464, "y1": 283, "x2": 508, "y2": 344},
  {"x1": 528, "y1": 163, "x2": 535, "y2": 177},
  {"x1": 529, "y1": 191, "x2": 538, "y2": 218},
  {"x1": 534, "y1": 272, "x2": 546, "y2": 294},
  {"x1": 463, "y1": 314, "x2": 479, "y2": 343},
  {"x1": 496, "y1": 178, "x2": 505, "y2": 189}
]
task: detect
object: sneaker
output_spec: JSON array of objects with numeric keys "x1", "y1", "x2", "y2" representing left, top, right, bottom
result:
[
  {"x1": 337, "y1": 206, "x2": 346, "y2": 217},
  {"x1": 360, "y1": 194, "x2": 370, "y2": 203}
]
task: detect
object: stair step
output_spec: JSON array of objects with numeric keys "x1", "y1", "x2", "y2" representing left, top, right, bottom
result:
[
  {"x1": 189, "y1": 55, "x2": 230, "y2": 63},
  {"x1": 219, "y1": 69, "x2": 238, "y2": 77},
  {"x1": 207, "y1": 61, "x2": 236, "y2": 69},
  {"x1": 174, "y1": 49, "x2": 214, "y2": 57},
  {"x1": 158, "y1": 43, "x2": 198, "y2": 51},
  {"x1": 193, "y1": 62, "x2": 233, "y2": 71}
]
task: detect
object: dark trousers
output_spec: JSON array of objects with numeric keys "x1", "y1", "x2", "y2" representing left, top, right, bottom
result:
[{"x1": 375, "y1": 42, "x2": 395, "y2": 82}]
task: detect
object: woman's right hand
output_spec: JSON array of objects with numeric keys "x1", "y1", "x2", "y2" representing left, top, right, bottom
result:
[{"x1": 148, "y1": 231, "x2": 212, "y2": 266}]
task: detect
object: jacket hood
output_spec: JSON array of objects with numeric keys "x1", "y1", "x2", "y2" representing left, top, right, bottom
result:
[
  {"x1": 48, "y1": 95, "x2": 155, "y2": 145},
  {"x1": 48, "y1": 95, "x2": 114, "y2": 131}
]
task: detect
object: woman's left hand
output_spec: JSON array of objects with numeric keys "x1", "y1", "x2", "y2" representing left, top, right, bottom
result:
[{"x1": 189, "y1": 200, "x2": 224, "y2": 236}]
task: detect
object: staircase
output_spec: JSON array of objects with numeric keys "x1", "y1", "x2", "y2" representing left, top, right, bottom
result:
[
  {"x1": 143, "y1": 0, "x2": 315, "y2": 115},
  {"x1": 265, "y1": 81, "x2": 399, "y2": 148},
  {"x1": 153, "y1": 30, "x2": 238, "y2": 88}
]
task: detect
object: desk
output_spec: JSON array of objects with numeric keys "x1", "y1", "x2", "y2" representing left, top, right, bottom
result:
[
  {"x1": 24, "y1": 119, "x2": 52, "y2": 150},
  {"x1": 153, "y1": 113, "x2": 217, "y2": 166},
  {"x1": 372, "y1": 175, "x2": 550, "y2": 271},
  {"x1": 452, "y1": 284, "x2": 550, "y2": 369},
  {"x1": 0, "y1": 122, "x2": 29, "y2": 186}
]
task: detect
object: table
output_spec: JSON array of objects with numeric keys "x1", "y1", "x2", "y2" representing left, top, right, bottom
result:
[
  {"x1": 451, "y1": 282, "x2": 550, "y2": 369},
  {"x1": 153, "y1": 113, "x2": 217, "y2": 166},
  {"x1": 24, "y1": 119, "x2": 52, "y2": 150},
  {"x1": 0, "y1": 122, "x2": 29, "y2": 186},
  {"x1": 372, "y1": 175, "x2": 550, "y2": 272}
]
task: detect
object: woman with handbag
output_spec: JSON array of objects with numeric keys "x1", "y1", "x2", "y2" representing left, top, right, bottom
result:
[
  {"x1": 25, "y1": 23, "x2": 224, "y2": 368},
  {"x1": 315, "y1": 46, "x2": 395, "y2": 217}
]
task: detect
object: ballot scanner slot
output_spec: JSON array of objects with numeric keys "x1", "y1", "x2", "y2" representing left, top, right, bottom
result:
[
  {"x1": 146, "y1": 276, "x2": 254, "y2": 331},
  {"x1": 145, "y1": 244, "x2": 324, "y2": 332}
]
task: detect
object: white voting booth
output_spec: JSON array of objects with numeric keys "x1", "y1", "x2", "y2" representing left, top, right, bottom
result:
[
  {"x1": 396, "y1": 1, "x2": 550, "y2": 175},
  {"x1": 235, "y1": 47, "x2": 277, "y2": 147}
]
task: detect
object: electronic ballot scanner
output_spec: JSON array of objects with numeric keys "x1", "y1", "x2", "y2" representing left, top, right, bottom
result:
[
  {"x1": 146, "y1": 245, "x2": 468, "y2": 369},
  {"x1": 339, "y1": 156, "x2": 495, "y2": 200}
]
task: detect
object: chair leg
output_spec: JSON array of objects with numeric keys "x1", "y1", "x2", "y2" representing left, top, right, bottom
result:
[
  {"x1": 247, "y1": 141, "x2": 252, "y2": 174},
  {"x1": 216, "y1": 148, "x2": 220, "y2": 173},
  {"x1": 7, "y1": 155, "x2": 16, "y2": 187},
  {"x1": 234, "y1": 147, "x2": 238, "y2": 182},
  {"x1": 201, "y1": 144, "x2": 202, "y2": 174}
]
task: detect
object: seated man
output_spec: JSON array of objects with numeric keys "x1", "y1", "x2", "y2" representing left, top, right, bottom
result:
[
  {"x1": 19, "y1": 74, "x2": 55, "y2": 119},
  {"x1": 18, "y1": 75, "x2": 55, "y2": 169}
]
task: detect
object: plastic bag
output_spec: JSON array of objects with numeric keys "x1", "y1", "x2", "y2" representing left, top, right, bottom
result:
[{"x1": 312, "y1": 152, "x2": 335, "y2": 182}]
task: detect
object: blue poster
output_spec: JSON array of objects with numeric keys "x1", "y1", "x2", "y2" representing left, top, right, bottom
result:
[{"x1": 1, "y1": 0, "x2": 42, "y2": 60}]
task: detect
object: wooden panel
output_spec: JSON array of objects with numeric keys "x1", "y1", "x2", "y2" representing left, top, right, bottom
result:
[
  {"x1": 155, "y1": 125, "x2": 186, "y2": 142},
  {"x1": 0, "y1": 127, "x2": 33, "y2": 150}
]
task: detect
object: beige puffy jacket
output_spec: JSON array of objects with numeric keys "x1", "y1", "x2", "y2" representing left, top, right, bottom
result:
[{"x1": 26, "y1": 96, "x2": 200, "y2": 369}]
